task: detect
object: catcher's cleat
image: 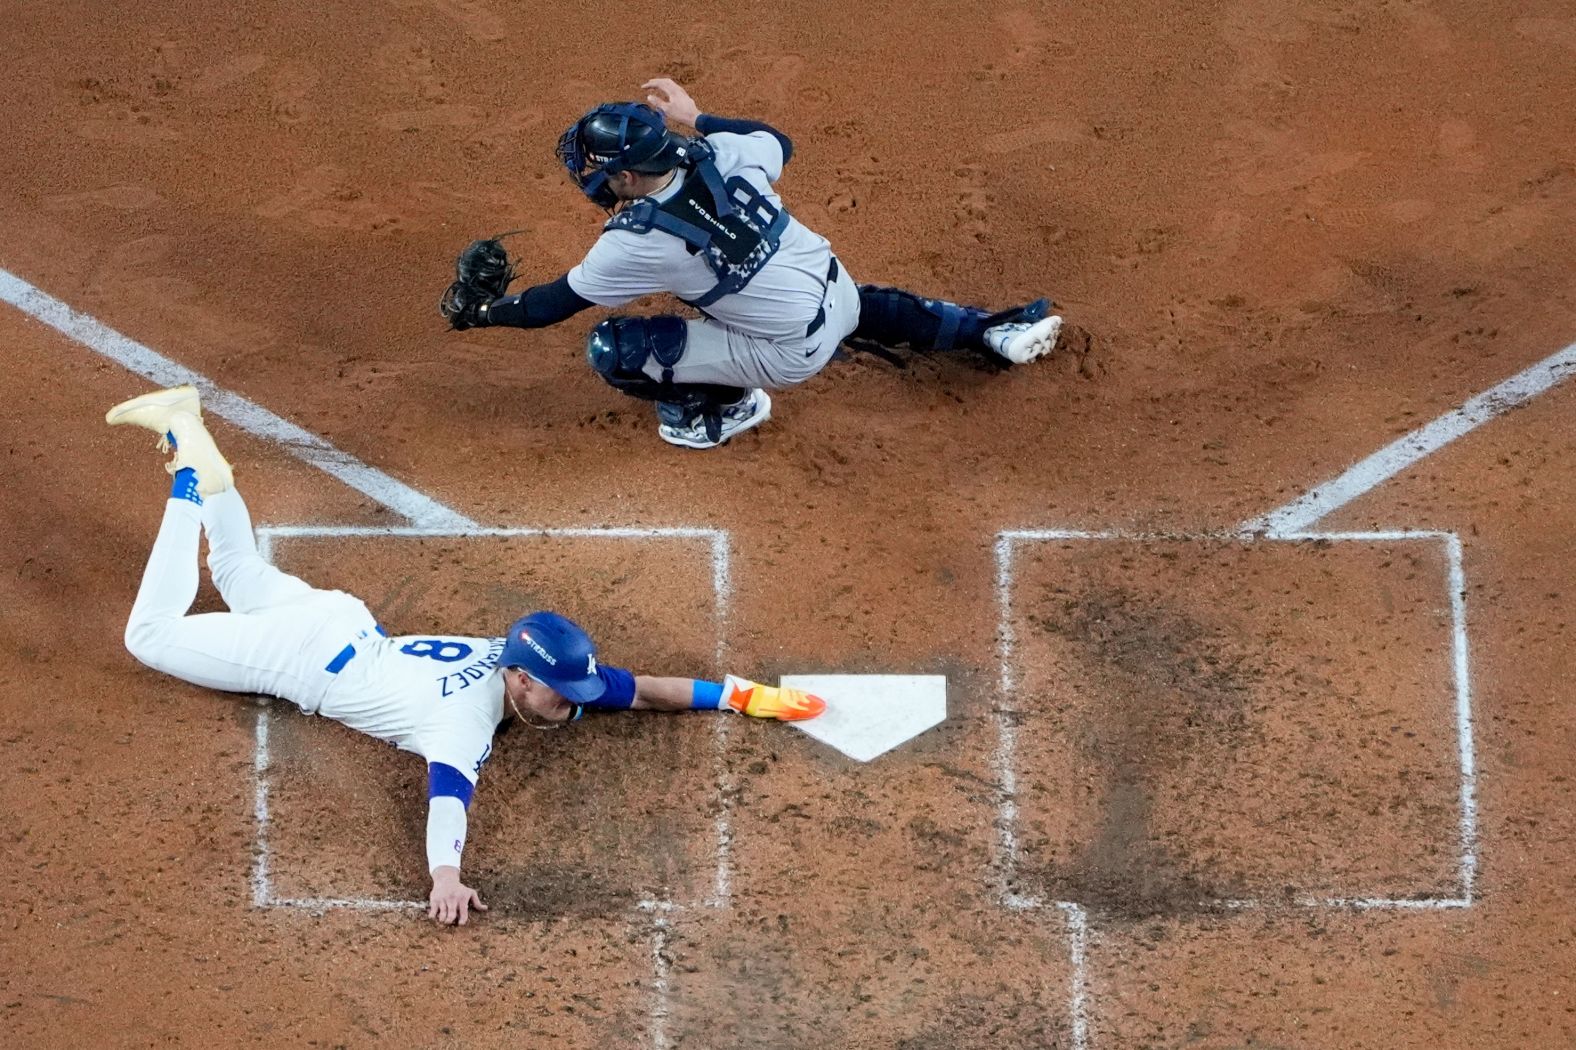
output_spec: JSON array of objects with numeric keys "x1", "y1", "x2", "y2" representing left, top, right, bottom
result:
[
  {"x1": 106, "y1": 384, "x2": 202, "y2": 451},
  {"x1": 658, "y1": 389, "x2": 772, "y2": 450},
  {"x1": 724, "y1": 675, "x2": 827, "y2": 721},
  {"x1": 983, "y1": 316, "x2": 1063, "y2": 365},
  {"x1": 162, "y1": 410, "x2": 233, "y2": 495}
]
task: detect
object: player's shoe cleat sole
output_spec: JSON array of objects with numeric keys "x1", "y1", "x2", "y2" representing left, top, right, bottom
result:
[
  {"x1": 984, "y1": 316, "x2": 1063, "y2": 365},
  {"x1": 106, "y1": 384, "x2": 202, "y2": 442},
  {"x1": 725, "y1": 676, "x2": 827, "y2": 721}
]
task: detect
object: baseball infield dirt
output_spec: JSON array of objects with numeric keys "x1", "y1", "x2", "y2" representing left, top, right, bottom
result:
[{"x1": 2, "y1": 1, "x2": 1574, "y2": 1047}]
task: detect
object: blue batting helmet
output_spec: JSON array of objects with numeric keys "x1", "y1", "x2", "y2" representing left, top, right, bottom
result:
[{"x1": 498, "y1": 611, "x2": 607, "y2": 703}]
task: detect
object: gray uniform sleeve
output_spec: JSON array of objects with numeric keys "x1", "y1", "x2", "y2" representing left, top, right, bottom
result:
[
  {"x1": 706, "y1": 131, "x2": 785, "y2": 184},
  {"x1": 566, "y1": 230, "x2": 674, "y2": 306}
]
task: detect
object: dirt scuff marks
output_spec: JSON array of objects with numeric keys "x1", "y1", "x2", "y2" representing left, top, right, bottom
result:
[{"x1": 1024, "y1": 583, "x2": 1269, "y2": 919}]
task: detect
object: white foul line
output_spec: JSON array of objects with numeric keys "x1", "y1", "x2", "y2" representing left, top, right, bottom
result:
[
  {"x1": 0, "y1": 266, "x2": 475, "y2": 530},
  {"x1": 1244, "y1": 339, "x2": 1576, "y2": 535},
  {"x1": 272, "y1": 895, "x2": 423, "y2": 912},
  {"x1": 992, "y1": 533, "x2": 1030, "y2": 905},
  {"x1": 648, "y1": 906, "x2": 675, "y2": 1050}
]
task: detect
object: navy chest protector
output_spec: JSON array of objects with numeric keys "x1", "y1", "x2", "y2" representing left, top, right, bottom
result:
[{"x1": 604, "y1": 143, "x2": 789, "y2": 309}]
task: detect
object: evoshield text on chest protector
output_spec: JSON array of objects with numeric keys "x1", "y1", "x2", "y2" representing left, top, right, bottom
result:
[{"x1": 602, "y1": 138, "x2": 789, "y2": 309}]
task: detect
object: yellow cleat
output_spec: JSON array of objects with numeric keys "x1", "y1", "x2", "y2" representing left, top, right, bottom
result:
[
  {"x1": 106, "y1": 384, "x2": 202, "y2": 450},
  {"x1": 725, "y1": 675, "x2": 826, "y2": 722}
]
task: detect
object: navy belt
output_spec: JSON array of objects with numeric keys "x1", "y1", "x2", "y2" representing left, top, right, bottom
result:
[
  {"x1": 804, "y1": 256, "x2": 841, "y2": 339},
  {"x1": 325, "y1": 625, "x2": 387, "y2": 674}
]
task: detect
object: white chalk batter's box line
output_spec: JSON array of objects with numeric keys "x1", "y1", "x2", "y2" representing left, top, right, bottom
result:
[
  {"x1": 991, "y1": 527, "x2": 1480, "y2": 915},
  {"x1": 248, "y1": 523, "x2": 738, "y2": 917}
]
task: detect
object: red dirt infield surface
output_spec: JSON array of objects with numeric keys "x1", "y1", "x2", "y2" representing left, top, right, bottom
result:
[{"x1": 3, "y1": 2, "x2": 1574, "y2": 1048}]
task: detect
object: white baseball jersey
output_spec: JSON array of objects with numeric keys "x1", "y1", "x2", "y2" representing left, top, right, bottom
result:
[
  {"x1": 567, "y1": 131, "x2": 835, "y2": 343},
  {"x1": 317, "y1": 634, "x2": 507, "y2": 788},
  {"x1": 125, "y1": 487, "x2": 511, "y2": 879}
]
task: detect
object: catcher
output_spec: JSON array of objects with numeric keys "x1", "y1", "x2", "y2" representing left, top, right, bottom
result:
[{"x1": 440, "y1": 77, "x2": 1065, "y2": 449}]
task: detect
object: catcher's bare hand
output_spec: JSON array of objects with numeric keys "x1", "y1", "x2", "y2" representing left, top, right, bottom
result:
[
  {"x1": 642, "y1": 78, "x2": 701, "y2": 127},
  {"x1": 428, "y1": 866, "x2": 488, "y2": 925}
]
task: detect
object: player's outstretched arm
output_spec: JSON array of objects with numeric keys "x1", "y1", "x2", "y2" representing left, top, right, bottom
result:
[
  {"x1": 631, "y1": 675, "x2": 710, "y2": 710},
  {"x1": 630, "y1": 675, "x2": 825, "y2": 721},
  {"x1": 506, "y1": 661, "x2": 825, "y2": 722},
  {"x1": 482, "y1": 275, "x2": 594, "y2": 329},
  {"x1": 424, "y1": 765, "x2": 489, "y2": 925}
]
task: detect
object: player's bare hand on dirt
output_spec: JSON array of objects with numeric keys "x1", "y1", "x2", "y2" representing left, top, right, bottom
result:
[
  {"x1": 429, "y1": 866, "x2": 488, "y2": 925},
  {"x1": 642, "y1": 78, "x2": 700, "y2": 126}
]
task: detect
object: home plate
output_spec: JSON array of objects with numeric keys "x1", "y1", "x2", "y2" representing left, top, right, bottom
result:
[{"x1": 779, "y1": 675, "x2": 948, "y2": 763}]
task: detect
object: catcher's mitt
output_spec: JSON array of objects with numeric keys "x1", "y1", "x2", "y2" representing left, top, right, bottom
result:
[{"x1": 439, "y1": 235, "x2": 518, "y2": 330}]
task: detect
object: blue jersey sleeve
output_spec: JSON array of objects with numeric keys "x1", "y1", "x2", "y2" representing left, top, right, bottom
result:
[
  {"x1": 428, "y1": 761, "x2": 476, "y2": 807},
  {"x1": 486, "y1": 273, "x2": 594, "y2": 328},
  {"x1": 581, "y1": 664, "x2": 637, "y2": 709}
]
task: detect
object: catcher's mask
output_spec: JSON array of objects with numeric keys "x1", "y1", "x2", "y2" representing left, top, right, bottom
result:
[{"x1": 556, "y1": 102, "x2": 688, "y2": 209}]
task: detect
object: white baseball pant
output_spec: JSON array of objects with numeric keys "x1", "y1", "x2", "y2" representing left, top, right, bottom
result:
[{"x1": 123, "y1": 489, "x2": 379, "y2": 713}]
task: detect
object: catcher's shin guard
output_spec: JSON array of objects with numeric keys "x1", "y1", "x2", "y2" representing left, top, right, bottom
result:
[
  {"x1": 852, "y1": 286, "x2": 1051, "y2": 352},
  {"x1": 587, "y1": 315, "x2": 688, "y2": 399}
]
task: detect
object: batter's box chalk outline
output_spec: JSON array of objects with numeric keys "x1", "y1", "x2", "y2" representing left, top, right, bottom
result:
[
  {"x1": 249, "y1": 524, "x2": 737, "y2": 918},
  {"x1": 992, "y1": 527, "x2": 1479, "y2": 915}
]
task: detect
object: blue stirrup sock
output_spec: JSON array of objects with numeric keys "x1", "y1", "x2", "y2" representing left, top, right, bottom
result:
[{"x1": 169, "y1": 467, "x2": 202, "y2": 506}]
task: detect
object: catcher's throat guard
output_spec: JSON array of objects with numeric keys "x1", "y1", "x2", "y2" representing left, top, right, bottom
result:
[{"x1": 558, "y1": 102, "x2": 685, "y2": 209}]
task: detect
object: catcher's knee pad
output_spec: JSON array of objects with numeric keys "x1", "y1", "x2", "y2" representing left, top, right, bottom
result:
[
  {"x1": 852, "y1": 286, "x2": 1053, "y2": 353},
  {"x1": 586, "y1": 315, "x2": 689, "y2": 399},
  {"x1": 585, "y1": 317, "x2": 745, "y2": 413}
]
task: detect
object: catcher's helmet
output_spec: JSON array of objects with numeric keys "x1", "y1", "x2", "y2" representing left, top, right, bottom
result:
[
  {"x1": 557, "y1": 102, "x2": 687, "y2": 208},
  {"x1": 498, "y1": 611, "x2": 607, "y2": 703}
]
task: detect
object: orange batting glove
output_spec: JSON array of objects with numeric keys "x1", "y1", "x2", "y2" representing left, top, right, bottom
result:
[{"x1": 724, "y1": 675, "x2": 827, "y2": 721}]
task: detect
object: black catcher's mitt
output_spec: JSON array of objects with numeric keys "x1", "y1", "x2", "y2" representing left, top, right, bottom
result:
[{"x1": 439, "y1": 235, "x2": 517, "y2": 330}]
